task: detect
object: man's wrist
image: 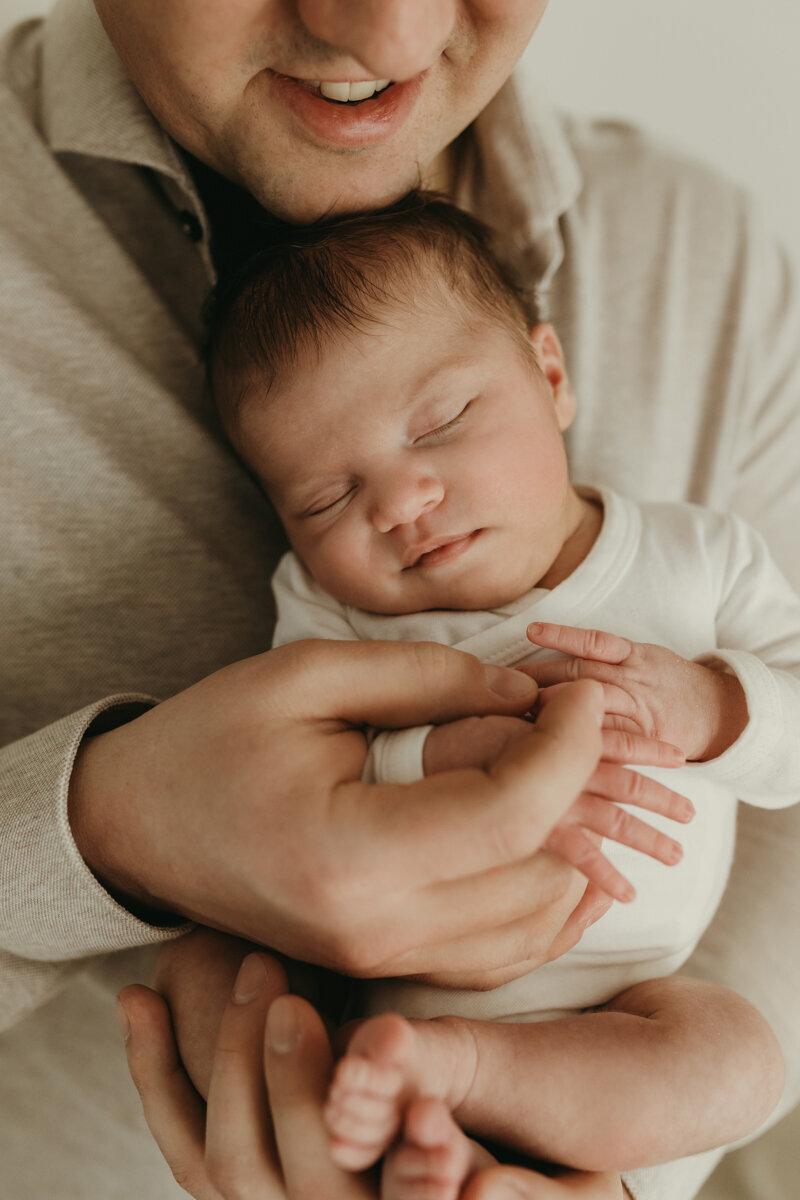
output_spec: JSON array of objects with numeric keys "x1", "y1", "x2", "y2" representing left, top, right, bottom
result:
[{"x1": 68, "y1": 727, "x2": 181, "y2": 926}]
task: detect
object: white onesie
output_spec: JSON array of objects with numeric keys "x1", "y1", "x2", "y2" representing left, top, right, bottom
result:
[{"x1": 273, "y1": 488, "x2": 800, "y2": 1023}]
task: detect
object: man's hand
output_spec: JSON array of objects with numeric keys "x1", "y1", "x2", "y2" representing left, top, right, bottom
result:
[
  {"x1": 118, "y1": 962, "x2": 630, "y2": 1200},
  {"x1": 69, "y1": 640, "x2": 608, "y2": 985},
  {"x1": 424, "y1": 710, "x2": 692, "y2": 903},
  {"x1": 524, "y1": 623, "x2": 749, "y2": 762}
]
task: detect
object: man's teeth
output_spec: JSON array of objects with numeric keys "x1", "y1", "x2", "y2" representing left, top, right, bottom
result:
[{"x1": 310, "y1": 79, "x2": 392, "y2": 103}]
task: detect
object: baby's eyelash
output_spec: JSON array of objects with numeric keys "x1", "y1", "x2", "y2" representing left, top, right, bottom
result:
[
  {"x1": 303, "y1": 486, "x2": 356, "y2": 518},
  {"x1": 418, "y1": 401, "x2": 471, "y2": 443}
]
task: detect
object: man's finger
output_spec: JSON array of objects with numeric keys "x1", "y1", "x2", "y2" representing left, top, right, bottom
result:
[
  {"x1": 118, "y1": 985, "x2": 220, "y2": 1200},
  {"x1": 332, "y1": 680, "x2": 604, "y2": 895},
  {"x1": 265, "y1": 995, "x2": 375, "y2": 1199},
  {"x1": 204, "y1": 954, "x2": 289, "y2": 1197},
  {"x1": 542, "y1": 883, "x2": 613, "y2": 965},
  {"x1": 266, "y1": 638, "x2": 539, "y2": 727},
  {"x1": 375, "y1": 854, "x2": 585, "y2": 980}
]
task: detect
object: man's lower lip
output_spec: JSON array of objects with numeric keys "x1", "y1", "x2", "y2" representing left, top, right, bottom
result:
[
  {"x1": 265, "y1": 72, "x2": 423, "y2": 148},
  {"x1": 411, "y1": 532, "x2": 481, "y2": 569}
]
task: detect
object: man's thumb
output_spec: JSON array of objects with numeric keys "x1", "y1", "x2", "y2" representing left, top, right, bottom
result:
[{"x1": 271, "y1": 638, "x2": 539, "y2": 727}]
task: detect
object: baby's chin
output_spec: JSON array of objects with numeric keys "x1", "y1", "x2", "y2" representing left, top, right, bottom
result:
[{"x1": 351, "y1": 580, "x2": 534, "y2": 615}]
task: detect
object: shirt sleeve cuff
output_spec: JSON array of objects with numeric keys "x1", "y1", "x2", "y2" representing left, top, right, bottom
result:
[{"x1": 1, "y1": 695, "x2": 194, "y2": 961}]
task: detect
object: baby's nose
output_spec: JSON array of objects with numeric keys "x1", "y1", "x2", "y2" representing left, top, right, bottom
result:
[{"x1": 371, "y1": 470, "x2": 444, "y2": 533}]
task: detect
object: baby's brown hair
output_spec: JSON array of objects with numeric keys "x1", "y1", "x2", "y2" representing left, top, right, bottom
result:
[{"x1": 205, "y1": 192, "x2": 540, "y2": 433}]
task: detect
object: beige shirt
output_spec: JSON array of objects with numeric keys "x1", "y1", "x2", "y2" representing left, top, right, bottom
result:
[{"x1": 2, "y1": 1, "x2": 800, "y2": 1197}]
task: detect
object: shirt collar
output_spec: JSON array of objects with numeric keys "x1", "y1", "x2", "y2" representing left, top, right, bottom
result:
[
  {"x1": 41, "y1": 0, "x2": 190, "y2": 187},
  {"x1": 461, "y1": 69, "x2": 583, "y2": 297}
]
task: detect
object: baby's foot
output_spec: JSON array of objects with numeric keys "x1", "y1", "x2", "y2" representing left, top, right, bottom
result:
[
  {"x1": 325, "y1": 1013, "x2": 420, "y2": 1170},
  {"x1": 382, "y1": 1097, "x2": 496, "y2": 1200},
  {"x1": 325, "y1": 1012, "x2": 476, "y2": 1172}
]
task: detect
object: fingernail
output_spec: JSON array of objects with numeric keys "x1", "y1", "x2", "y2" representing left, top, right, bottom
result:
[
  {"x1": 527, "y1": 622, "x2": 543, "y2": 637},
  {"x1": 115, "y1": 997, "x2": 131, "y2": 1044},
  {"x1": 267, "y1": 996, "x2": 300, "y2": 1053},
  {"x1": 485, "y1": 664, "x2": 537, "y2": 700},
  {"x1": 232, "y1": 954, "x2": 269, "y2": 1005}
]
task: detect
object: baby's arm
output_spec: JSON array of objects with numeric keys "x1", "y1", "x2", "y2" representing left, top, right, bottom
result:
[
  {"x1": 524, "y1": 512, "x2": 800, "y2": 808},
  {"x1": 326, "y1": 975, "x2": 784, "y2": 1174}
]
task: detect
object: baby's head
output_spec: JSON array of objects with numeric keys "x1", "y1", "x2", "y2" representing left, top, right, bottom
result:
[{"x1": 208, "y1": 195, "x2": 590, "y2": 614}]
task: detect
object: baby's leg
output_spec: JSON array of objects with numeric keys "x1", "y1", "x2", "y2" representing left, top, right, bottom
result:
[
  {"x1": 326, "y1": 977, "x2": 784, "y2": 1175},
  {"x1": 381, "y1": 1097, "x2": 496, "y2": 1200},
  {"x1": 448, "y1": 975, "x2": 785, "y2": 1171},
  {"x1": 324, "y1": 1012, "x2": 476, "y2": 1170}
]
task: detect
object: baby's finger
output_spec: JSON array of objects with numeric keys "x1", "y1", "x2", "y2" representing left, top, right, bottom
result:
[
  {"x1": 600, "y1": 730, "x2": 685, "y2": 768},
  {"x1": 527, "y1": 622, "x2": 633, "y2": 663},
  {"x1": 544, "y1": 825, "x2": 636, "y2": 903},
  {"x1": 524, "y1": 658, "x2": 621, "y2": 689},
  {"x1": 567, "y1": 794, "x2": 684, "y2": 866},
  {"x1": 588, "y1": 763, "x2": 694, "y2": 822}
]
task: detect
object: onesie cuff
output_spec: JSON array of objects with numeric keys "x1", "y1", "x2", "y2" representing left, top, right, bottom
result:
[
  {"x1": 362, "y1": 725, "x2": 432, "y2": 785},
  {"x1": 622, "y1": 1145, "x2": 724, "y2": 1200},
  {"x1": 686, "y1": 649, "x2": 783, "y2": 794}
]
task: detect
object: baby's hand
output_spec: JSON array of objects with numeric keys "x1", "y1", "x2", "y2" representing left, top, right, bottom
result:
[
  {"x1": 524, "y1": 623, "x2": 749, "y2": 763},
  {"x1": 422, "y1": 707, "x2": 692, "y2": 903}
]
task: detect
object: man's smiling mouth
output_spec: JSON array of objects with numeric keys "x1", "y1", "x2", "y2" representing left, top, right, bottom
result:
[{"x1": 280, "y1": 76, "x2": 394, "y2": 104}]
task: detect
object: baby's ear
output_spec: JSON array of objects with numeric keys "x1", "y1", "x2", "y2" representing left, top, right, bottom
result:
[{"x1": 528, "y1": 324, "x2": 576, "y2": 431}]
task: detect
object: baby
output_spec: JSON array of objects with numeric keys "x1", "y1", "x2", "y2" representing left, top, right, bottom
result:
[{"x1": 206, "y1": 197, "x2": 799, "y2": 1197}]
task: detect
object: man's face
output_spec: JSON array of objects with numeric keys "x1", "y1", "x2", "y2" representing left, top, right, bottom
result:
[
  {"x1": 93, "y1": 1, "x2": 549, "y2": 220},
  {"x1": 235, "y1": 289, "x2": 579, "y2": 616}
]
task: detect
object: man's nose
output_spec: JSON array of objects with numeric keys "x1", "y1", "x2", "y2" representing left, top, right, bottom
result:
[
  {"x1": 296, "y1": 0, "x2": 457, "y2": 81},
  {"x1": 371, "y1": 468, "x2": 445, "y2": 533}
]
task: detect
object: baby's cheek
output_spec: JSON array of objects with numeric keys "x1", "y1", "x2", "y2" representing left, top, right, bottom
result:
[{"x1": 311, "y1": 531, "x2": 385, "y2": 610}]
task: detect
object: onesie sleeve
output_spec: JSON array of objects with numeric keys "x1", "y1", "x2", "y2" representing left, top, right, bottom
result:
[{"x1": 685, "y1": 513, "x2": 800, "y2": 807}]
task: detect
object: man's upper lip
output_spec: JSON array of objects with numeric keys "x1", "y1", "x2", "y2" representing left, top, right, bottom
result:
[{"x1": 402, "y1": 533, "x2": 473, "y2": 569}]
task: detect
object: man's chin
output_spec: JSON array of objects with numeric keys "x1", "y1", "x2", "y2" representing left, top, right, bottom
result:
[{"x1": 238, "y1": 161, "x2": 426, "y2": 224}]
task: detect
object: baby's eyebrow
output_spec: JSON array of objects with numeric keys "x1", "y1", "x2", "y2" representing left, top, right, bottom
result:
[{"x1": 406, "y1": 356, "x2": 475, "y2": 403}]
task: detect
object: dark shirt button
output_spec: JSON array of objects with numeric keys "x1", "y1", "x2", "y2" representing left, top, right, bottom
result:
[{"x1": 179, "y1": 210, "x2": 203, "y2": 242}]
